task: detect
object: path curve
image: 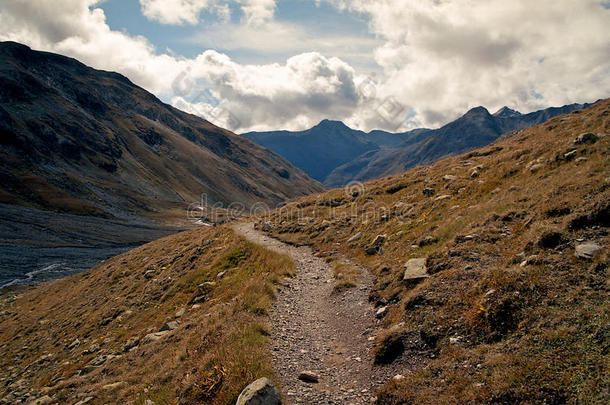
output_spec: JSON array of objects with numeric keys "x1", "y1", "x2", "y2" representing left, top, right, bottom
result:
[{"x1": 233, "y1": 223, "x2": 398, "y2": 404}]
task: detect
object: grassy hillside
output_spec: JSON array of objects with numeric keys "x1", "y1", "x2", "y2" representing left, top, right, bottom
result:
[
  {"x1": 258, "y1": 99, "x2": 609, "y2": 403},
  {"x1": 1, "y1": 99, "x2": 607, "y2": 405},
  {"x1": 0, "y1": 227, "x2": 294, "y2": 404}
]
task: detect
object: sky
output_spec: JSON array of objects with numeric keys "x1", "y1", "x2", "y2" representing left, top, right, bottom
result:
[{"x1": 0, "y1": 0, "x2": 609, "y2": 133}]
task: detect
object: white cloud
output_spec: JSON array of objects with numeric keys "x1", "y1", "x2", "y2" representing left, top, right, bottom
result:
[
  {"x1": 138, "y1": 0, "x2": 276, "y2": 26},
  {"x1": 0, "y1": 0, "x2": 364, "y2": 131},
  {"x1": 323, "y1": 0, "x2": 610, "y2": 128},
  {"x1": 1, "y1": 0, "x2": 608, "y2": 133},
  {"x1": 176, "y1": 51, "x2": 363, "y2": 131}
]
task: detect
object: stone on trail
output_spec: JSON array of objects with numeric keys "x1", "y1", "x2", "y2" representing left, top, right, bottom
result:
[
  {"x1": 298, "y1": 371, "x2": 320, "y2": 384},
  {"x1": 235, "y1": 377, "x2": 282, "y2": 405}
]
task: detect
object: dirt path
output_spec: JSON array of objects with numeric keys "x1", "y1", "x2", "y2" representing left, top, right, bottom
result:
[{"x1": 233, "y1": 223, "x2": 399, "y2": 404}]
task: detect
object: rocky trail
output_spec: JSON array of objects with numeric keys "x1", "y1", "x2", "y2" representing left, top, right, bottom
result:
[{"x1": 233, "y1": 223, "x2": 402, "y2": 404}]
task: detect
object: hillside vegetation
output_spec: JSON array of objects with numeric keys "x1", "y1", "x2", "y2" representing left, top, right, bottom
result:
[
  {"x1": 258, "y1": 99, "x2": 609, "y2": 403},
  {"x1": 0, "y1": 99, "x2": 607, "y2": 405},
  {"x1": 0, "y1": 228, "x2": 294, "y2": 404}
]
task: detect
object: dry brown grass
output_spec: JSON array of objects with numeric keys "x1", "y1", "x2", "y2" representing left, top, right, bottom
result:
[
  {"x1": 0, "y1": 227, "x2": 294, "y2": 404},
  {"x1": 257, "y1": 99, "x2": 610, "y2": 403}
]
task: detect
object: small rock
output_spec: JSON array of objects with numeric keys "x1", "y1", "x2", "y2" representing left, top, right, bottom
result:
[
  {"x1": 375, "y1": 306, "x2": 388, "y2": 319},
  {"x1": 298, "y1": 371, "x2": 320, "y2": 383},
  {"x1": 418, "y1": 236, "x2": 438, "y2": 247},
  {"x1": 235, "y1": 377, "x2": 281, "y2": 405},
  {"x1": 435, "y1": 194, "x2": 451, "y2": 201},
  {"x1": 29, "y1": 395, "x2": 53, "y2": 405},
  {"x1": 364, "y1": 247, "x2": 378, "y2": 256},
  {"x1": 103, "y1": 382, "x2": 126, "y2": 390},
  {"x1": 449, "y1": 336, "x2": 462, "y2": 344},
  {"x1": 563, "y1": 150, "x2": 578, "y2": 160},
  {"x1": 529, "y1": 163, "x2": 545, "y2": 172},
  {"x1": 123, "y1": 337, "x2": 139, "y2": 352},
  {"x1": 484, "y1": 289, "x2": 496, "y2": 297},
  {"x1": 90, "y1": 354, "x2": 109, "y2": 366},
  {"x1": 347, "y1": 232, "x2": 362, "y2": 243},
  {"x1": 393, "y1": 374, "x2": 405, "y2": 381},
  {"x1": 67, "y1": 339, "x2": 81, "y2": 350},
  {"x1": 403, "y1": 258, "x2": 429, "y2": 283},
  {"x1": 160, "y1": 321, "x2": 180, "y2": 332},
  {"x1": 575, "y1": 242, "x2": 602, "y2": 259},
  {"x1": 575, "y1": 157, "x2": 588, "y2": 163},
  {"x1": 371, "y1": 234, "x2": 387, "y2": 247},
  {"x1": 471, "y1": 170, "x2": 479, "y2": 178},
  {"x1": 145, "y1": 400, "x2": 156, "y2": 405},
  {"x1": 442, "y1": 175, "x2": 457, "y2": 181},
  {"x1": 189, "y1": 295, "x2": 206, "y2": 304},
  {"x1": 175, "y1": 308, "x2": 185, "y2": 318},
  {"x1": 82, "y1": 343, "x2": 100, "y2": 355},
  {"x1": 74, "y1": 397, "x2": 93, "y2": 405},
  {"x1": 216, "y1": 271, "x2": 226, "y2": 279},
  {"x1": 422, "y1": 187, "x2": 435, "y2": 197},
  {"x1": 142, "y1": 331, "x2": 169, "y2": 344},
  {"x1": 573, "y1": 132, "x2": 598, "y2": 145}
]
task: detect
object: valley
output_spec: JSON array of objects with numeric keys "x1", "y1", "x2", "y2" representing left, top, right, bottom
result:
[{"x1": 0, "y1": 95, "x2": 607, "y2": 404}]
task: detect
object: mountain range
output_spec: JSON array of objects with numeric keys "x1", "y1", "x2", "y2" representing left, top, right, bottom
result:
[
  {"x1": 244, "y1": 102, "x2": 592, "y2": 187},
  {"x1": 0, "y1": 41, "x2": 322, "y2": 285}
]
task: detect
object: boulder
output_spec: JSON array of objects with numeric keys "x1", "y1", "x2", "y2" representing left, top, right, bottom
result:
[
  {"x1": 575, "y1": 242, "x2": 602, "y2": 259},
  {"x1": 235, "y1": 377, "x2": 281, "y2": 405},
  {"x1": 403, "y1": 258, "x2": 429, "y2": 283}
]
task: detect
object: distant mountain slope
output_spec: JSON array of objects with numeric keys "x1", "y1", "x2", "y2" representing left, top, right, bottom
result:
[
  {"x1": 325, "y1": 102, "x2": 592, "y2": 186},
  {"x1": 243, "y1": 120, "x2": 417, "y2": 182},
  {"x1": 245, "y1": 103, "x2": 592, "y2": 187},
  {"x1": 0, "y1": 41, "x2": 322, "y2": 217},
  {"x1": 0, "y1": 41, "x2": 323, "y2": 285}
]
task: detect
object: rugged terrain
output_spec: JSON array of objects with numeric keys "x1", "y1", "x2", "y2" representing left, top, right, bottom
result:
[
  {"x1": 258, "y1": 99, "x2": 609, "y2": 403},
  {"x1": 0, "y1": 100, "x2": 607, "y2": 404},
  {"x1": 245, "y1": 103, "x2": 591, "y2": 187},
  {"x1": 0, "y1": 41, "x2": 322, "y2": 286},
  {"x1": 0, "y1": 226, "x2": 295, "y2": 405}
]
